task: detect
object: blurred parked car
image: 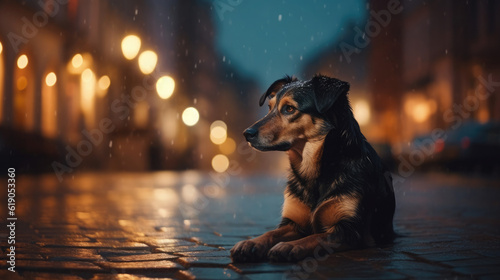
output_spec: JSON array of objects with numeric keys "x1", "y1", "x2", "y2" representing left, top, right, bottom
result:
[{"x1": 402, "y1": 121, "x2": 500, "y2": 173}]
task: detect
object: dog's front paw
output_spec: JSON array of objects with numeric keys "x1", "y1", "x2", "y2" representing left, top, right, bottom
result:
[
  {"x1": 230, "y1": 240, "x2": 269, "y2": 262},
  {"x1": 268, "y1": 242, "x2": 307, "y2": 262}
]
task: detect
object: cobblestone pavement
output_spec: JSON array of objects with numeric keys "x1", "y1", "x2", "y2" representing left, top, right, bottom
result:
[{"x1": 1, "y1": 171, "x2": 499, "y2": 279}]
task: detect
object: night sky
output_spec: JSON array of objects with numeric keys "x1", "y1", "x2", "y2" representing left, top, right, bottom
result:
[{"x1": 206, "y1": 0, "x2": 366, "y2": 89}]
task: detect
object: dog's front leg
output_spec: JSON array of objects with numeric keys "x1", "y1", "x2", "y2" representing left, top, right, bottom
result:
[
  {"x1": 231, "y1": 224, "x2": 302, "y2": 262},
  {"x1": 268, "y1": 232, "x2": 351, "y2": 262}
]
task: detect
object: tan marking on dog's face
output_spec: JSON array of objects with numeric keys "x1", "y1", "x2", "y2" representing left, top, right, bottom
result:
[
  {"x1": 312, "y1": 195, "x2": 359, "y2": 232},
  {"x1": 262, "y1": 95, "x2": 327, "y2": 144},
  {"x1": 268, "y1": 97, "x2": 277, "y2": 111},
  {"x1": 246, "y1": 91, "x2": 330, "y2": 156},
  {"x1": 282, "y1": 191, "x2": 311, "y2": 229}
]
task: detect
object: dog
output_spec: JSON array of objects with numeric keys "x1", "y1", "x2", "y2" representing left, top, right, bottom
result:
[{"x1": 230, "y1": 74, "x2": 395, "y2": 262}]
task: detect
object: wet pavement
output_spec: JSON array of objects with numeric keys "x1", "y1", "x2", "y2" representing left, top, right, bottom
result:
[{"x1": 1, "y1": 171, "x2": 500, "y2": 279}]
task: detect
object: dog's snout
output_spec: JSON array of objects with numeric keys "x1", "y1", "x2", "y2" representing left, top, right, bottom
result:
[{"x1": 243, "y1": 127, "x2": 258, "y2": 141}]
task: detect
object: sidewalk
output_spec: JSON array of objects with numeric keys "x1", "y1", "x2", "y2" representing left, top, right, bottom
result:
[{"x1": 1, "y1": 171, "x2": 499, "y2": 279}]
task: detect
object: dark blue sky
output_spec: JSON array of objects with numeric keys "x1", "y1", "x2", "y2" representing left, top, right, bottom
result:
[{"x1": 207, "y1": 0, "x2": 366, "y2": 89}]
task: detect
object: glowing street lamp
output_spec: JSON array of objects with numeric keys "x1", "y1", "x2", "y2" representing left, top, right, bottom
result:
[
  {"x1": 17, "y1": 54, "x2": 28, "y2": 69},
  {"x1": 97, "y1": 75, "x2": 111, "y2": 97},
  {"x1": 45, "y1": 72, "x2": 57, "y2": 87},
  {"x1": 121, "y1": 35, "x2": 141, "y2": 60},
  {"x1": 182, "y1": 107, "x2": 199, "y2": 126},
  {"x1": 98, "y1": 75, "x2": 110, "y2": 90},
  {"x1": 72, "y1": 54, "x2": 83, "y2": 68},
  {"x1": 138, "y1": 50, "x2": 157, "y2": 74},
  {"x1": 156, "y1": 76, "x2": 175, "y2": 99}
]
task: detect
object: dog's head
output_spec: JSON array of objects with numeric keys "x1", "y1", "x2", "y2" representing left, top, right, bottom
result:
[{"x1": 243, "y1": 74, "x2": 351, "y2": 152}]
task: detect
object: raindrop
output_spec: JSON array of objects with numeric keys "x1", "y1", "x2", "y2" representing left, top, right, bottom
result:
[
  {"x1": 109, "y1": 140, "x2": 113, "y2": 148},
  {"x1": 278, "y1": 14, "x2": 282, "y2": 21},
  {"x1": 300, "y1": 55, "x2": 303, "y2": 61},
  {"x1": 222, "y1": 56, "x2": 226, "y2": 62},
  {"x1": 445, "y1": 49, "x2": 448, "y2": 55},
  {"x1": 194, "y1": 98, "x2": 198, "y2": 104}
]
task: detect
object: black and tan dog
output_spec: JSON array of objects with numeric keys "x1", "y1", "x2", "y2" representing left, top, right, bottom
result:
[{"x1": 231, "y1": 74, "x2": 395, "y2": 262}]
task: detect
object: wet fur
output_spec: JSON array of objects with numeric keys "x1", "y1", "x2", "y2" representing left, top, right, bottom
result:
[{"x1": 231, "y1": 74, "x2": 395, "y2": 262}]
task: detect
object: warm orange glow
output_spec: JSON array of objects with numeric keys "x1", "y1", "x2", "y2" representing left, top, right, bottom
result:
[
  {"x1": 412, "y1": 103, "x2": 431, "y2": 123},
  {"x1": 220, "y1": 137, "x2": 236, "y2": 155},
  {"x1": 17, "y1": 55, "x2": 28, "y2": 69},
  {"x1": 138, "y1": 50, "x2": 157, "y2": 74},
  {"x1": 0, "y1": 42, "x2": 3, "y2": 54},
  {"x1": 134, "y1": 101, "x2": 149, "y2": 128},
  {"x1": 212, "y1": 154, "x2": 229, "y2": 173},
  {"x1": 42, "y1": 74, "x2": 57, "y2": 138},
  {"x1": 81, "y1": 69, "x2": 96, "y2": 127},
  {"x1": 72, "y1": 53, "x2": 83, "y2": 69},
  {"x1": 17, "y1": 76, "x2": 27, "y2": 91},
  {"x1": 156, "y1": 76, "x2": 175, "y2": 99},
  {"x1": 97, "y1": 75, "x2": 110, "y2": 97},
  {"x1": 210, "y1": 126, "x2": 227, "y2": 144},
  {"x1": 210, "y1": 120, "x2": 228, "y2": 145},
  {"x1": 98, "y1": 75, "x2": 110, "y2": 90},
  {"x1": 353, "y1": 99, "x2": 371, "y2": 126},
  {"x1": 45, "y1": 72, "x2": 57, "y2": 87},
  {"x1": 121, "y1": 35, "x2": 142, "y2": 60}
]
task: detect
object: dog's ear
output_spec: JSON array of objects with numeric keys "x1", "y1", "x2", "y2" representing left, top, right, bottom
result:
[
  {"x1": 259, "y1": 75, "x2": 297, "y2": 106},
  {"x1": 311, "y1": 74, "x2": 350, "y2": 114}
]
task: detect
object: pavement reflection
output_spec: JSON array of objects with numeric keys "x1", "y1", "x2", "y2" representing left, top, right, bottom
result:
[{"x1": 0, "y1": 171, "x2": 499, "y2": 279}]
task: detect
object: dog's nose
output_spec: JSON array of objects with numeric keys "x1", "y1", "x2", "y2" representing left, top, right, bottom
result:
[{"x1": 243, "y1": 127, "x2": 258, "y2": 141}]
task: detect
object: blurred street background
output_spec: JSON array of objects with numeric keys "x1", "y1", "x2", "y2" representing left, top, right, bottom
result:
[{"x1": 0, "y1": 0, "x2": 500, "y2": 279}]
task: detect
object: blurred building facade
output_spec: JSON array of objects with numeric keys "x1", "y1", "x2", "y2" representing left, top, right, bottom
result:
[
  {"x1": 0, "y1": 0, "x2": 259, "y2": 175},
  {"x1": 304, "y1": 0, "x2": 500, "y2": 152},
  {"x1": 373, "y1": 0, "x2": 500, "y2": 146}
]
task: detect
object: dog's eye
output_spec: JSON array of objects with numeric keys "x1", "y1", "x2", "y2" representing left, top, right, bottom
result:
[{"x1": 283, "y1": 105, "x2": 296, "y2": 114}]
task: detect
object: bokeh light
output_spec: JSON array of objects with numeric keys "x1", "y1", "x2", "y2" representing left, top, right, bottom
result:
[
  {"x1": 121, "y1": 35, "x2": 142, "y2": 60},
  {"x1": 211, "y1": 154, "x2": 229, "y2": 173},
  {"x1": 72, "y1": 54, "x2": 83, "y2": 69},
  {"x1": 210, "y1": 126, "x2": 227, "y2": 145},
  {"x1": 353, "y1": 99, "x2": 371, "y2": 126},
  {"x1": 82, "y1": 68, "x2": 94, "y2": 82},
  {"x1": 182, "y1": 107, "x2": 199, "y2": 126},
  {"x1": 138, "y1": 50, "x2": 157, "y2": 74},
  {"x1": 17, "y1": 76, "x2": 27, "y2": 91},
  {"x1": 17, "y1": 54, "x2": 28, "y2": 69},
  {"x1": 45, "y1": 72, "x2": 57, "y2": 87},
  {"x1": 98, "y1": 75, "x2": 110, "y2": 90},
  {"x1": 219, "y1": 137, "x2": 236, "y2": 155},
  {"x1": 413, "y1": 103, "x2": 431, "y2": 123},
  {"x1": 0, "y1": 41, "x2": 3, "y2": 54},
  {"x1": 156, "y1": 76, "x2": 175, "y2": 99},
  {"x1": 97, "y1": 75, "x2": 111, "y2": 97}
]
